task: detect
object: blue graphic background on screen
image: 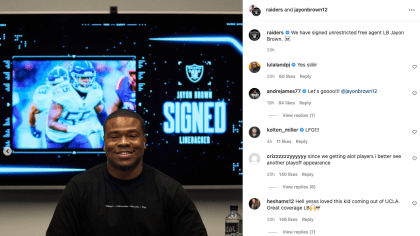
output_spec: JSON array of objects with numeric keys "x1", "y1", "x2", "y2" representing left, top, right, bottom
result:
[
  {"x1": 0, "y1": 14, "x2": 242, "y2": 185},
  {"x1": 12, "y1": 60, "x2": 135, "y2": 149},
  {"x1": 142, "y1": 26, "x2": 243, "y2": 180}
]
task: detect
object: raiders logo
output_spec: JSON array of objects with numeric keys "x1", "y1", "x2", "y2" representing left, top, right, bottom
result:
[
  {"x1": 252, "y1": 7, "x2": 261, "y2": 16},
  {"x1": 249, "y1": 29, "x2": 260, "y2": 41},
  {"x1": 186, "y1": 64, "x2": 204, "y2": 83}
]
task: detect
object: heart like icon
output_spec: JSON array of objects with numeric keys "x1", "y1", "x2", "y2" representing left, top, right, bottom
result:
[
  {"x1": 413, "y1": 130, "x2": 418, "y2": 134},
  {"x1": 413, "y1": 201, "x2": 417, "y2": 206},
  {"x1": 413, "y1": 65, "x2": 417, "y2": 69},
  {"x1": 413, "y1": 91, "x2": 417, "y2": 95},
  {"x1": 413, "y1": 156, "x2": 418, "y2": 160}
]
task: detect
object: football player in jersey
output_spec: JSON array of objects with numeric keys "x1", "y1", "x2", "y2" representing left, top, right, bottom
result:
[
  {"x1": 107, "y1": 61, "x2": 136, "y2": 114},
  {"x1": 29, "y1": 66, "x2": 69, "y2": 143},
  {"x1": 46, "y1": 61, "x2": 108, "y2": 149}
]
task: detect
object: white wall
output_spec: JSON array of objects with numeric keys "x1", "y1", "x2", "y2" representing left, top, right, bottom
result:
[{"x1": 0, "y1": 0, "x2": 241, "y2": 12}]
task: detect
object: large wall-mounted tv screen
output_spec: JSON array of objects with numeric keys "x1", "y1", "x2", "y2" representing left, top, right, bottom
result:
[{"x1": 0, "y1": 14, "x2": 243, "y2": 186}]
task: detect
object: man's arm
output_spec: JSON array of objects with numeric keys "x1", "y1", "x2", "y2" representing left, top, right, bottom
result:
[
  {"x1": 46, "y1": 181, "x2": 82, "y2": 236},
  {"x1": 29, "y1": 103, "x2": 41, "y2": 127},
  {"x1": 48, "y1": 102, "x2": 68, "y2": 132},
  {"x1": 171, "y1": 186, "x2": 208, "y2": 236},
  {"x1": 48, "y1": 101, "x2": 98, "y2": 136},
  {"x1": 29, "y1": 103, "x2": 42, "y2": 138}
]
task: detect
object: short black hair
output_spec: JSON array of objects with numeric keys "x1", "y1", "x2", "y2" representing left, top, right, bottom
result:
[{"x1": 103, "y1": 109, "x2": 145, "y2": 135}]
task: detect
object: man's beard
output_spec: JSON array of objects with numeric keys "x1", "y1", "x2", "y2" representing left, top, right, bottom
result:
[{"x1": 108, "y1": 154, "x2": 143, "y2": 172}]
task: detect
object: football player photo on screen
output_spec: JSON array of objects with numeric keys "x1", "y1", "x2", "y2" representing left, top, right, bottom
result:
[{"x1": 13, "y1": 60, "x2": 137, "y2": 149}]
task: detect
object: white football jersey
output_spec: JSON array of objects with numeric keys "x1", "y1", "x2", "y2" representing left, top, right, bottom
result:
[
  {"x1": 46, "y1": 82, "x2": 103, "y2": 143},
  {"x1": 32, "y1": 84, "x2": 54, "y2": 148},
  {"x1": 33, "y1": 85, "x2": 54, "y2": 112}
]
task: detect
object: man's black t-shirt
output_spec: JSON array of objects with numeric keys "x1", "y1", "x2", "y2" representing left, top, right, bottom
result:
[{"x1": 46, "y1": 163, "x2": 207, "y2": 236}]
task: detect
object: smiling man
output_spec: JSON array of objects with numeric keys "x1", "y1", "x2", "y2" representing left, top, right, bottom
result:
[{"x1": 46, "y1": 109, "x2": 208, "y2": 236}]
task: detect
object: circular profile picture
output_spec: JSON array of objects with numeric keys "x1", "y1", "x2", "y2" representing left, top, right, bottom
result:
[
  {"x1": 249, "y1": 198, "x2": 261, "y2": 210},
  {"x1": 249, "y1": 4, "x2": 257, "y2": 12},
  {"x1": 249, "y1": 126, "x2": 260, "y2": 138},
  {"x1": 252, "y1": 7, "x2": 261, "y2": 16},
  {"x1": 249, "y1": 62, "x2": 260, "y2": 73},
  {"x1": 249, "y1": 88, "x2": 260, "y2": 100},
  {"x1": 249, "y1": 153, "x2": 260, "y2": 165},
  {"x1": 249, "y1": 29, "x2": 260, "y2": 41}
]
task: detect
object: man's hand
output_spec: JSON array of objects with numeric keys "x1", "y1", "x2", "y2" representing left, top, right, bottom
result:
[{"x1": 30, "y1": 126, "x2": 42, "y2": 138}]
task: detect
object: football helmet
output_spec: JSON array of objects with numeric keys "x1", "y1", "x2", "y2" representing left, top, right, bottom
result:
[
  {"x1": 126, "y1": 61, "x2": 136, "y2": 87},
  {"x1": 69, "y1": 61, "x2": 97, "y2": 93},
  {"x1": 47, "y1": 66, "x2": 69, "y2": 86}
]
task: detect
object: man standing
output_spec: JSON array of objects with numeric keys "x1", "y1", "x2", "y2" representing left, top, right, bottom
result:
[{"x1": 46, "y1": 109, "x2": 207, "y2": 236}]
